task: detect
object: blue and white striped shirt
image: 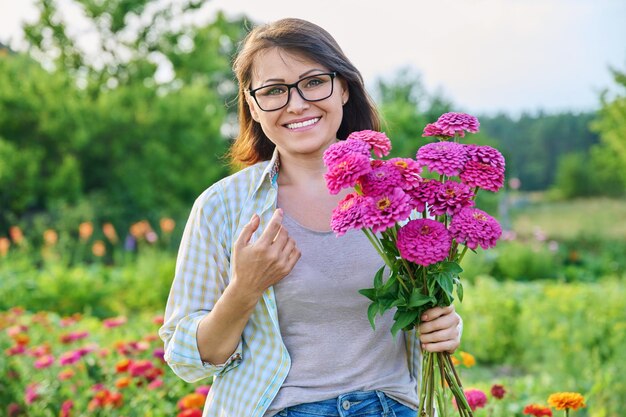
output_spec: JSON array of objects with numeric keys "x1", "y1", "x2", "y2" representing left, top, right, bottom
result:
[{"x1": 159, "y1": 149, "x2": 423, "y2": 417}]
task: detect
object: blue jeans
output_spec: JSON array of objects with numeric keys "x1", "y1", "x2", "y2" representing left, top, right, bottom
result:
[{"x1": 274, "y1": 390, "x2": 416, "y2": 417}]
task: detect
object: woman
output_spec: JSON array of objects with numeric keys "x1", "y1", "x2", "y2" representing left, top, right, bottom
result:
[{"x1": 159, "y1": 18, "x2": 462, "y2": 417}]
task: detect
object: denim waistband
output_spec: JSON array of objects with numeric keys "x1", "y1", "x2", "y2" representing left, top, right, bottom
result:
[{"x1": 277, "y1": 390, "x2": 393, "y2": 416}]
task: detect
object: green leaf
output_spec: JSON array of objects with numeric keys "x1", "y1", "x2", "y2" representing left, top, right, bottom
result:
[
  {"x1": 435, "y1": 273, "x2": 454, "y2": 299},
  {"x1": 374, "y1": 265, "x2": 385, "y2": 289},
  {"x1": 457, "y1": 281, "x2": 464, "y2": 302},
  {"x1": 408, "y1": 288, "x2": 435, "y2": 308},
  {"x1": 390, "y1": 310, "x2": 419, "y2": 337},
  {"x1": 367, "y1": 302, "x2": 379, "y2": 330},
  {"x1": 358, "y1": 288, "x2": 377, "y2": 302},
  {"x1": 441, "y1": 261, "x2": 463, "y2": 275}
]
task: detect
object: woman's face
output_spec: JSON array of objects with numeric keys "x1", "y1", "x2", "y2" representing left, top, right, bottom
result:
[{"x1": 246, "y1": 48, "x2": 349, "y2": 162}]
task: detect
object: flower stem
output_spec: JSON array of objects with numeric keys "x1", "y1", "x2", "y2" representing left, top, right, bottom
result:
[
  {"x1": 457, "y1": 245, "x2": 470, "y2": 264},
  {"x1": 362, "y1": 228, "x2": 392, "y2": 268}
]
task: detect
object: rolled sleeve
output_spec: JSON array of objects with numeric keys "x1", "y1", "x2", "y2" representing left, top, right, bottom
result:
[
  {"x1": 159, "y1": 184, "x2": 239, "y2": 383},
  {"x1": 162, "y1": 311, "x2": 243, "y2": 382}
]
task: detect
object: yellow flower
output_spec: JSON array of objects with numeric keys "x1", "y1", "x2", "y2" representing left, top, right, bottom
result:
[
  {"x1": 460, "y1": 351, "x2": 476, "y2": 368},
  {"x1": 451, "y1": 356, "x2": 461, "y2": 366},
  {"x1": 547, "y1": 392, "x2": 586, "y2": 410}
]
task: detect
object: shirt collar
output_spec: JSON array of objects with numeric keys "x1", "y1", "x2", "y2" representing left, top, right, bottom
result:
[{"x1": 253, "y1": 147, "x2": 280, "y2": 194}]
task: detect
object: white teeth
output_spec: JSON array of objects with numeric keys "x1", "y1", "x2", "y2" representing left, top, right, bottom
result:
[{"x1": 286, "y1": 118, "x2": 320, "y2": 130}]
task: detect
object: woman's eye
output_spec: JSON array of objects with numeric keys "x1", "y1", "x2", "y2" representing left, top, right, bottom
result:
[
  {"x1": 261, "y1": 86, "x2": 287, "y2": 96},
  {"x1": 304, "y1": 78, "x2": 324, "y2": 88}
]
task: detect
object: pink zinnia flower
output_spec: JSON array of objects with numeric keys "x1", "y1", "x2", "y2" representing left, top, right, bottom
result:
[
  {"x1": 406, "y1": 179, "x2": 443, "y2": 213},
  {"x1": 323, "y1": 139, "x2": 371, "y2": 168},
  {"x1": 397, "y1": 219, "x2": 451, "y2": 266},
  {"x1": 25, "y1": 383, "x2": 39, "y2": 405},
  {"x1": 58, "y1": 368, "x2": 75, "y2": 380},
  {"x1": 34, "y1": 354, "x2": 55, "y2": 369},
  {"x1": 195, "y1": 385, "x2": 211, "y2": 396},
  {"x1": 358, "y1": 162, "x2": 404, "y2": 196},
  {"x1": 152, "y1": 315, "x2": 164, "y2": 325},
  {"x1": 129, "y1": 359, "x2": 154, "y2": 378},
  {"x1": 331, "y1": 193, "x2": 365, "y2": 236},
  {"x1": 388, "y1": 158, "x2": 422, "y2": 189},
  {"x1": 6, "y1": 344, "x2": 26, "y2": 356},
  {"x1": 435, "y1": 112, "x2": 480, "y2": 137},
  {"x1": 449, "y1": 208, "x2": 502, "y2": 250},
  {"x1": 422, "y1": 122, "x2": 451, "y2": 138},
  {"x1": 460, "y1": 161, "x2": 505, "y2": 192},
  {"x1": 59, "y1": 350, "x2": 82, "y2": 365},
  {"x1": 361, "y1": 188, "x2": 413, "y2": 233},
  {"x1": 103, "y1": 316, "x2": 127, "y2": 328},
  {"x1": 60, "y1": 400, "x2": 74, "y2": 417},
  {"x1": 148, "y1": 378, "x2": 164, "y2": 390},
  {"x1": 153, "y1": 347, "x2": 165, "y2": 362},
  {"x1": 464, "y1": 388, "x2": 488, "y2": 411},
  {"x1": 7, "y1": 403, "x2": 21, "y2": 417},
  {"x1": 465, "y1": 144, "x2": 505, "y2": 169},
  {"x1": 417, "y1": 141, "x2": 468, "y2": 176},
  {"x1": 347, "y1": 130, "x2": 392, "y2": 158},
  {"x1": 324, "y1": 153, "x2": 372, "y2": 194},
  {"x1": 430, "y1": 180, "x2": 475, "y2": 216}
]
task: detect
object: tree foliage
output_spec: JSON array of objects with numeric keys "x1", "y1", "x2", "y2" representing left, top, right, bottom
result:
[{"x1": 0, "y1": 0, "x2": 250, "y2": 231}]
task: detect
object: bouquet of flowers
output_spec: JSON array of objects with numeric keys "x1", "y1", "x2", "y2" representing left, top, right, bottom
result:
[{"x1": 323, "y1": 112, "x2": 505, "y2": 417}]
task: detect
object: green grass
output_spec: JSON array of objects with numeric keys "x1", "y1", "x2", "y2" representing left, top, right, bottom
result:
[{"x1": 511, "y1": 196, "x2": 626, "y2": 241}]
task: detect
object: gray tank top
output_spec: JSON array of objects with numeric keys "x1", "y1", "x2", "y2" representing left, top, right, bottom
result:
[{"x1": 263, "y1": 213, "x2": 418, "y2": 416}]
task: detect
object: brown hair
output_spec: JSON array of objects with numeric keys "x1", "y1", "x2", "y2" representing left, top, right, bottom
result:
[{"x1": 228, "y1": 18, "x2": 381, "y2": 167}]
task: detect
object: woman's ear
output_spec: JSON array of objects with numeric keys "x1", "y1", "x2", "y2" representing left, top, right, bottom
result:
[
  {"x1": 246, "y1": 95, "x2": 261, "y2": 122},
  {"x1": 340, "y1": 79, "x2": 349, "y2": 106}
]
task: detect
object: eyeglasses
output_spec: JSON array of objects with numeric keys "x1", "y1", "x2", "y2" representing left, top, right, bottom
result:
[{"x1": 247, "y1": 72, "x2": 337, "y2": 112}]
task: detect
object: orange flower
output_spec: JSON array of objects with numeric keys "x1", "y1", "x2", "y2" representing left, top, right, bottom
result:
[
  {"x1": 115, "y1": 376, "x2": 132, "y2": 389},
  {"x1": 547, "y1": 392, "x2": 585, "y2": 410},
  {"x1": 160, "y1": 217, "x2": 176, "y2": 234},
  {"x1": 92, "y1": 240, "x2": 106, "y2": 257},
  {"x1": 460, "y1": 351, "x2": 476, "y2": 367},
  {"x1": 9, "y1": 226, "x2": 24, "y2": 244},
  {"x1": 79, "y1": 222, "x2": 94, "y2": 241},
  {"x1": 130, "y1": 220, "x2": 151, "y2": 239},
  {"x1": 0, "y1": 237, "x2": 10, "y2": 257},
  {"x1": 523, "y1": 404, "x2": 553, "y2": 416},
  {"x1": 179, "y1": 393, "x2": 207, "y2": 410},
  {"x1": 102, "y1": 223, "x2": 118, "y2": 243},
  {"x1": 43, "y1": 229, "x2": 58, "y2": 246},
  {"x1": 451, "y1": 355, "x2": 460, "y2": 366},
  {"x1": 116, "y1": 358, "x2": 132, "y2": 373},
  {"x1": 12, "y1": 333, "x2": 30, "y2": 346},
  {"x1": 58, "y1": 368, "x2": 75, "y2": 380}
]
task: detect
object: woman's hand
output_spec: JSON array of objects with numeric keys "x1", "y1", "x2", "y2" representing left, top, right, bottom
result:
[
  {"x1": 418, "y1": 305, "x2": 462, "y2": 353},
  {"x1": 230, "y1": 209, "x2": 301, "y2": 304}
]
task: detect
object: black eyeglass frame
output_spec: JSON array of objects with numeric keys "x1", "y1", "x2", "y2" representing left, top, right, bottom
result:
[{"x1": 247, "y1": 72, "x2": 338, "y2": 112}]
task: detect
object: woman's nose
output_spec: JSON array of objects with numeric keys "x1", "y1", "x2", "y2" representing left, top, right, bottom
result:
[{"x1": 286, "y1": 87, "x2": 309, "y2": 113}]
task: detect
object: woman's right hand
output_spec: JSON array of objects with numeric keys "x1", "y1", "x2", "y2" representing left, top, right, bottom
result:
[{"x1": 230, "y1": 208, "x2": 300, "y2": 303}]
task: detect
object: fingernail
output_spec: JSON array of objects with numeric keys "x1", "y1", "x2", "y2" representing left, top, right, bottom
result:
[{"x1": 276, "y1": 208, "x2": 283, "y2": 215}]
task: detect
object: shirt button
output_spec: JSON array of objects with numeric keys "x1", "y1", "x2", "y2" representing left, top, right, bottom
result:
[{"x1": 342, "y1": 400, "x2": 350, "y2": 410}]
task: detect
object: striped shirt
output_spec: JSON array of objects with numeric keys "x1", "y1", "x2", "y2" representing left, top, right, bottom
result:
[{"x1": 159, "y1": 148, "x2": 423, "y2": 417}]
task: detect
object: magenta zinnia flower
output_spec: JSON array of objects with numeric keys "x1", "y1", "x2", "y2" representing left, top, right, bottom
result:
[
  {"x1": 324, "y1": 153, "x2": 372, "y2": 194},
  {"x1": 59, "y1": 350, "x2": 82, "y2": 365},
  {"x1": 464, "y1": 388, "x2": 488, "y2": 411},
  {"x1": 323, "y1": 139, "x2": 371, "y2": 168},
  {"x1": 430, "y1": 180, "x2": 475, "y2": 216},
  {"x1": 464, "y1": 144, "x2": 505, "y2": 169},
  {"x1": 405, "y1": 178, "x2": 442, "y2": 212},
  {"x1": 388, "y1": 158, "x2": 422, "y2": 189},
  {"x1": 60, "y1": 400, "x2": 74, "y2": 417},
  {"x1": 460, "y1": 161, "x2": 505, "y2": 192},
  {"x1": 361, "y1": 188, "x2": 413, "y2": 233},
  {"x1": 34, "y1": 354, "x2": 54, "y2": 369},
  {"x1": 358, "y1": 161, "x2": 404, "y2": 196},
  {"x1": 103, "y1": 316, "x2": 127, "y2": 328},
  {"x1": 449, "y1": 208, "x2": 502, "y2": 250},
  {"x1": 435, "y1": 112, "x2": 480, "y2": 137},
  {"x1": 25, "y1": 383, "x2": 39, "y2": 405},
  {"x1": 347, "y1": 130, "x2": 392, "y2": 158},
  {"x1": 397, "y1": 219, "x2": 451, "y2": 266},
  {"x1": 417, "y1": 141, "x2": 468, "y2": 176},
  {"x1": 331, "y1": 192, "x2": 365, "y2": 236},
  {"x1": 422, "y1": 122, "x2": 452, "y2": 138}
]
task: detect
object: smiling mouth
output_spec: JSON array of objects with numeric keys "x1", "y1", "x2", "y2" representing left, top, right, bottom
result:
[{"x1": 285, "y1": 117, "x2": 320, "y2": 130}]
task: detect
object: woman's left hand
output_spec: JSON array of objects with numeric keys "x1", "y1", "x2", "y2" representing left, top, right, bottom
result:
[{"x1": 417, "y1": 305, "x2": 462, "y2": 353}]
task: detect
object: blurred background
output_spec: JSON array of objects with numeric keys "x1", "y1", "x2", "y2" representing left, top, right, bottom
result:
[{"x1": 0, "y1": 1, "x2": 625, "y2": 416}]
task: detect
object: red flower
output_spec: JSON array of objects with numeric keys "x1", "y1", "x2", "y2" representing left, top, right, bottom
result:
[
  {"x1": 523, "y1": 404, "x2": 553, "y2": 417},
  {"x1": 490, "y1": 384, "x2": 506, "y2": 399},
  {"x1": 177, "y1": 409, "x2": 203, "y2": 417}
]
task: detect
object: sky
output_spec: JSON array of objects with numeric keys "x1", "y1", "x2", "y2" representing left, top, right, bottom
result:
[{"x1": 1, "y1": 0, "x2": 625, "y2": 116}]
